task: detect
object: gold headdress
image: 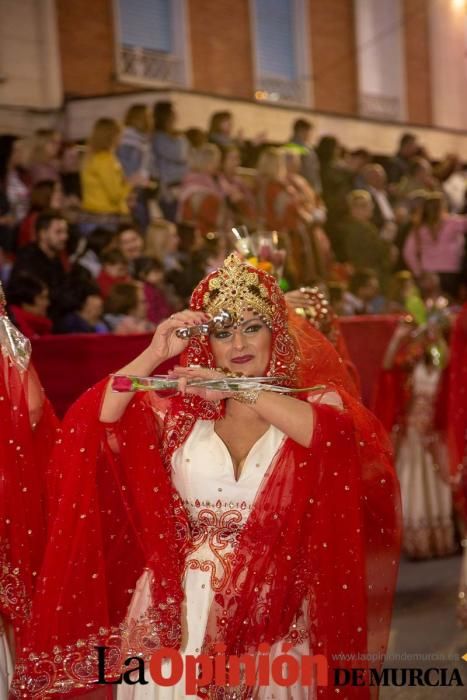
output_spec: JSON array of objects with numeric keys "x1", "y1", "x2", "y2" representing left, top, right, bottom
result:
[
  {"x1": 189, "y1": 254, "x2": 298, "y2": 384},
  {"x1": 200, "y1": 253, "x2": 276, "y2": 327}
]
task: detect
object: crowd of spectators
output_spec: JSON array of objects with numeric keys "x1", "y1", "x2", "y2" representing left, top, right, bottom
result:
[{"x1": 0, "y1": 101, "x2": 466, "y2": 339}]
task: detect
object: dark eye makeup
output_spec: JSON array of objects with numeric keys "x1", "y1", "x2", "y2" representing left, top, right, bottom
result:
[
  {"x1": 213, "y1": 329, "x2": 232, "y2": 340},
  {"x1": 212, "y1": 322, "x2": 264, "y2": 340}
]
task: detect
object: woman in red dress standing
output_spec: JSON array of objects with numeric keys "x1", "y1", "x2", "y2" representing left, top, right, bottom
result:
[
  {"x1": 0, "y1": 282, "x2": 58, "y2": 694},
  {"x1": 12, "y1": 255, "x2": 400, "y2": 699}
]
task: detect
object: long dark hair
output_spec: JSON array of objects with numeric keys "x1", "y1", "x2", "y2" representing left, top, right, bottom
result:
[
  {"x1": 153, "y1": 101, "x2": 174, "y2": 133},
  {"x1": 421, "y1": 194, "x2": 444, "y2": 230},
  {"x1": 208, "y1": 111, "x2": 231, "y2": 136}
]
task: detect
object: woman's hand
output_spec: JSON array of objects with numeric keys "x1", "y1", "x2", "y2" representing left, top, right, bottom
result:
[
  {"x1": 149, "y1": 310, "x2": 211, "y2": 362},
  {"x1": 285, "y1": 289, "x2": 313, "y2": 310},
  {"x1": 393, "y1": 319, "x2": 415, "y2": 343},
  {"x1": 168, "y1": 365, "x2": 233, "y2": 402}
]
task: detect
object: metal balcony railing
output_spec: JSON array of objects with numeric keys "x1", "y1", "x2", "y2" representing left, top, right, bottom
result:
[
  {"x1": 119, "y1": 45, "x2": 184, "y2": 86},
  {"x1": 359, "y1": 93, "x2": 402, "y2": 121},
  {"x1": 255, "y1": 75, "x2": 308, "y2": 106}
]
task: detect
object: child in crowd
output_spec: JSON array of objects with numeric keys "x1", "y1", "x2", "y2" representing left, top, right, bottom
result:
[
  {"x1": 55, "y1": 284, "x2": 107, "y2": 334},
  {"x1": 7, "y1": 274, "x2": 52, "y2": 337},
  {"x1": 133, "y1": 256, "x2": 175, "y2": 324},
  {"x1": 103, "y1": 281, "x2": 154, "y2": 335},
  {"x1": 341, "y1": 268, "x2": 381, "y2": 315},
  {"x1": 97, "y1": 249, "x2": 130, "y2": 298}
]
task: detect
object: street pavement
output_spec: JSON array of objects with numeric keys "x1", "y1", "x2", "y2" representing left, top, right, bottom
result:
[{"x1": 381, "y1": 554, "x2": 467, "y2": 699}]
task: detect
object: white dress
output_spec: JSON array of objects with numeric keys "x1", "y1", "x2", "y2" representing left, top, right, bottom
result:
[
  {"x1": 117, "y1": 420, "x2": 315, "y2": 700},
  {"x1": 396, "y1": 362, "x2": 456, "y2": 559}
]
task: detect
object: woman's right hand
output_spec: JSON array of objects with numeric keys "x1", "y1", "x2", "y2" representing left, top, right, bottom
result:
[
  {"x1": 285, "y1": 289, "x2": 313, "y2": 310},
  {"x1": 149, "y1": 310, "x2": 211, "y2": 362}
]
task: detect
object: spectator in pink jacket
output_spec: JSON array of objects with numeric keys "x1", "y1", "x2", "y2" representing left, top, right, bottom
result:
[{"x1": 403, "y1": 193, "x2": 466, "y2": 298}]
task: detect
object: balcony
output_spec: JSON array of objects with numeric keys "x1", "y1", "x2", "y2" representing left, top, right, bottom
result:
[
  {"x1": 359, "y1": 93, "x2": 402, "y2": 121},
  {"x1": 255, "y1": 74, "x2": 309, "y2": 106},
  {"x1": 118, "y1": 45, "x2": 185, "y2": 87}
]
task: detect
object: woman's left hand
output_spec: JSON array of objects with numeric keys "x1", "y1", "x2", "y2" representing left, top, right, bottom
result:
[{"x1": 168, "y1": 366, "x2": 233, "y2": 402}]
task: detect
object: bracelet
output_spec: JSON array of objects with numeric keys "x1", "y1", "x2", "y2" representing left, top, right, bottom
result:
[{"x1": 233, "y1": 388, "x2": 262, "y2": 405}]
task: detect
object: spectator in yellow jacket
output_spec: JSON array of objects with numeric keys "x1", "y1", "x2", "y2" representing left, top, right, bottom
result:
[{"x1": 81, "y1": 118, "x2": 132, "y2": 215}]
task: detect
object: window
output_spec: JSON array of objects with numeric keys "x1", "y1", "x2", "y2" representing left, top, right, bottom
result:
[
  {"x1": 251, "y1": 0, "x2": 311, "y2": 106},
  {"x1": 114, "y1": 0, "x2": 190, "y2": 87},
  {"x1": 354, "y1": 0, "x2": 406, "y2": 120}
]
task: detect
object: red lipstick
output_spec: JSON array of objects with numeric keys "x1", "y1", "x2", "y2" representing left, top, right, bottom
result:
[{"x1": 231, "y1": 355, "x2": 254, "y2": 364}]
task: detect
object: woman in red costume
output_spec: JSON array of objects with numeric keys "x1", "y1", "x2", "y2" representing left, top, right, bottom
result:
[
  {"x1": 0, "y1": 283, "x2": 58, "y2": 694},
  {"x1": 374, "y1": 317, "x2": 455, "y2": 560},
  {"x1": 12, "y1": 255, "x2": 400, "y2": 699},
  {"x1": 447, "y1": 302, "x2": 467, "y2": 625}
]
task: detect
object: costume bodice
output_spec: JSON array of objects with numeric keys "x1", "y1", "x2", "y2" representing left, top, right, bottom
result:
[{"x1": 171, "y1": 419, "x2": 286, "y2": 591}]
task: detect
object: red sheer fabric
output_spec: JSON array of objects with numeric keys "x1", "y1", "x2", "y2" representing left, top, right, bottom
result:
[
  {"x1": 448, "y1": 304, "x2": 467, "y2": 523},
  {"x1": 0, "y1": 357, "x2": 58, "y2": 634},
  {"x1": 334, "y1": 327, "x2": 361, "y2": 396},
  {"x1": 12, "y1": 261, "x2": 400, "y2": 699}
]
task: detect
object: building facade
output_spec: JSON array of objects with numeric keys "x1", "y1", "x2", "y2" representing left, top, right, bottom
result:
[{"x1": 0, "y1": 0, "x2": 466, "y2": 156}]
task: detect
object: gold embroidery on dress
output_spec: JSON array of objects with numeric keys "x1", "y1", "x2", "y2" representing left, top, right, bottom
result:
[
  {"x1": 0, "y1": 550, "x2": 31, "y2": 623},
  {"x1": 184, "y1": 504, "x2": 247, "y2": 592},
  {"x1": 11, "y1": 593, "x2": 183, "y2": 697}
]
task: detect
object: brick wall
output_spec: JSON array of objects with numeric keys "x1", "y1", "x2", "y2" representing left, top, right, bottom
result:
[
  {"x1": 309, "y1": 0, "x2": 358, "y2": 115},
  {"x1": 55, "y1": 0, "x2": 132, "y2": 97},
  {"x1": 402, "y1": 0, "x2": 432, "y2": 125},
  {"x1": 54, "y1": 0, "x2": 437, "y2": 128},
  {"x1": 187, "y1": 0, "x2": 254, "y2": 99},
  {"x1": 57, "y1": 0, "x2": 255, "y2": 101}
]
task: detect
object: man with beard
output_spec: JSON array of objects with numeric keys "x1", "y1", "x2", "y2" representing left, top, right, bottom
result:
[{"x1": 9, "y1": 209, "x2": 68, "y2": 320}]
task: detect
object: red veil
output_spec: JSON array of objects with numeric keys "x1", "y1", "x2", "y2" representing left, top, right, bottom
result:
[
  {"x1": 12, "y1": 260, "x2": 401, "y2": 699},
  {"x1": 0, "y1": 356, "x2": 58, "y2": 637}
]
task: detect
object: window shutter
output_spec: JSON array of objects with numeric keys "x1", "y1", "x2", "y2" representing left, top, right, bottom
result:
[
  {"x1": 253, "y1": 0, "x2": 296, "y2": 80},
  {"x1": 117, "y1": 0, "x2": 172, "y2": 53}
]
